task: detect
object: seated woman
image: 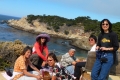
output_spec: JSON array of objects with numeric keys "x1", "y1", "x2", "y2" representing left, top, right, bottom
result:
[
  {"x1": 42, "y1": 52, "x2": 61, "y2": 80},
  {"x1": 12, "y1": 46, "x2": 42, "y2": 80},
  {"x1": 76, "y1": 34, "x2": 97, "y2": 80},
  {"x1": 42, "y1": 53, "x2": 77, "y2": 80},
  {"x1": 76, "y1": 35, "x2": 97, "y2": 80},
  {"x1": 28, "y1": 33, "x2": 50, "y2": 71}
]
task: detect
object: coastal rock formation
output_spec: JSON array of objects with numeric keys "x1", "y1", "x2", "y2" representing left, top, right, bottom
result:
[
  {"x1": 70, "y1": 37, "x2": 90, "y2": 50},
  {"x1": 7, "y1": 17, "x2": 91, "y2": 50}
]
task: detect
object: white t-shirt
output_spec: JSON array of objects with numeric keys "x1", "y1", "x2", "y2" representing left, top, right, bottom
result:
[{"x1": 90, "y1": 44, "x2": 96, "y2": 51}]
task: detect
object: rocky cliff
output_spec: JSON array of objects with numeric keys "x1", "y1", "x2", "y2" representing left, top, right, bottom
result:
[{"x1": 7, "y1": 17, "x2": 91, "y2": 50}]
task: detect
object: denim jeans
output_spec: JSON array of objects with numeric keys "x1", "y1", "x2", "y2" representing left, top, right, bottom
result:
[
  {"x1": 91, "y1": 52, "x2": 113, "y2": 80},
  {"x1": 66, "y1": 65, "x2": 74, "y2": 74}
]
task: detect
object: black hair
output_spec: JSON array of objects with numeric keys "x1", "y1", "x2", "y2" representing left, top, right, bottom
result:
[
  {"x1": 100, "y1": 19, "x2": 112, "y2": 33},
  {"x1": 48, "y1": 52, "x2": 58, "y2": 62},
  {"x1": 21, "y1": 46, "x2": 32, "y2": 55},
  {"x1": 37, "y1": 37, "x2": 47, "y2": 46},
  {"x1": 89, "y1": 34, "x2": 97, "y2": 43}
]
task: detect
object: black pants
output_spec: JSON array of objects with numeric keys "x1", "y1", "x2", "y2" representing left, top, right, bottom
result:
[
  {"x1": 74, "y1": 62, "x2": 86, "y2": 80},
  {"x1": 27, "y1": 54, "x2": 43, "y2": 71}
]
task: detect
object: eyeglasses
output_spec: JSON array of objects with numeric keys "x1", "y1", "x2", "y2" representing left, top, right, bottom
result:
[
  {"x1": 102, "y1": 24, "x2": 109, "y2": 26},
  {"x1": 47, "y1": 59, "x2": 53, "y2": 62}
]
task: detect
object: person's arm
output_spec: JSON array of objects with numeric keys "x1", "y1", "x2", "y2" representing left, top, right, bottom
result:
[
  {"x1": 71, "y1": 61, "x2": 77, "y2": 65},
  {"x1": 18, "y1": 57, "x2": 42, "y2": 79},
  {"x1": 76, "y1": 58, "x2": 81, "y2": 62},
  {"x1": 112, "y1": 32, "x2": 119, "y2": 52},
  {"x1": 96, "y1": 34, "x2": 101, "y2": 50},
  {"x1": 100, "y1": 47, "x2": 113, "y2": 51},
  {"x1": 43, "y1": 46, "x2": 49, "y2": 59},
  {"x1": 28, "y1": 60, "x2": 41, "y2": 72},
  {"x1": 22, "y1": 69, "x2": 41, "y2": 79},
  {"x1": 34, "y1": 42, "x2": 46, "y2": 60},
  {"x1": 51, "y1": 75, "x2": 56, "y2": 80},
  {"x1": 67, "y1": 56, "x2": 76, "y2": 66}
]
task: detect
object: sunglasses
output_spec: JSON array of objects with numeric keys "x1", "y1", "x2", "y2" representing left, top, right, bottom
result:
[
  {"x1": 41, "y1": 37, "x2": 46, "y2": 39},
  {"x1": 89, "y1": 38, "x2": 94, "y2": 41},
  {"x1": 102, "y1": 24, "x2": 109, "y2": 26}
]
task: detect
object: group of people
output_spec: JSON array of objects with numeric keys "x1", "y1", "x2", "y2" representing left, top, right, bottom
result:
[{"x1": 10, "y1": 19, "x2": 119, "y2": 80}]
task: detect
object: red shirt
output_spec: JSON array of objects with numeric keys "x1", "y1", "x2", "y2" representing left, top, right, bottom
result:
[{"x1": 33, "y1": 42, "x2": 49, "y2": 60}]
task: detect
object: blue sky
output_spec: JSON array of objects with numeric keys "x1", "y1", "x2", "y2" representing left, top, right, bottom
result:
[{"x1": 0, "y1": 0, "x2": 120, "y2": 23}]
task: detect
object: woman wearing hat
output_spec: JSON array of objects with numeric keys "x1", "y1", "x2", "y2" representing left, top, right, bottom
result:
[{"x1": 28, "y1": 33, "x2": 50, "y2": 71}]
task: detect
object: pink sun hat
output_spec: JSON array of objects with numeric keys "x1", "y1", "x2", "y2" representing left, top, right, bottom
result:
[{"x1": 36, "y1": 33, "x2": 50, "y2": 42}]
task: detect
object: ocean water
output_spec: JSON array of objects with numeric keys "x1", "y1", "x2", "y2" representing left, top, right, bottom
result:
[
  {"x1": 0, "y1": 14, "x2": 88, "y2": 58},
  {"x1": 0, "y1": 14, "x2": 20, "y2": 21}
]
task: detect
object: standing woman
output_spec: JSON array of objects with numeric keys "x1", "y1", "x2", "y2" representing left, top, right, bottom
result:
[
  {"x1": 91, "y1": 19, "x2": 119, "y2": 80},
  {"x1": 28, "y1": 33, "x2": 50, "y2": 71}
]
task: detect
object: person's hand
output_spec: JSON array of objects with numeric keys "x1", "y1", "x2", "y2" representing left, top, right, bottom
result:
[
  {"x1": 82, "y1": 59, "x2": 87, "y2": 62},
  {"x1": 39, "y1": 74, "x2": 43, "y2": 79},
  {"x1": 80, "y1": 75, "x2": 83, "y2": 80},
  {"x1": 76, "y1": 58, "x2": 81, "y2": 62},
  {"x1": 35, "y1": 75, "x2": 42, "y2": 80},
  {"x1": 72, "y1": 61, "x2": 76, "y2": 65},
  {"x1": 96, "y1": 46, "x2": 99, "y2": 50},
  {"x1": 41, "y1": 61, "x2": 47, "y2": 67},
  {"x1": 100, "y1": 47, "x2": 107, "y2": 51},
  {"x1": 51, "y1": 75, "x2": 56, "y2": 80}
]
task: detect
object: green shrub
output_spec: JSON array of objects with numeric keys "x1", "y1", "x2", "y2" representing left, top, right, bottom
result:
[
  {"x1": 0, "y1": 40, "x2": 28, "y2": 70},
  {"x1": 64, "y1": 30, "x2": 69, "y2": 35}
]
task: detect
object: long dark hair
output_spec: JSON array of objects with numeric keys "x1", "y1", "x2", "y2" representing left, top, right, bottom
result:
[
  {"x1": 21, "y1": 46, "x2": 32, "y2": 55},
  {"x1": 47, "y1": 52, "x2": 58, "y2": 62},
  {"x1": 37, "y1": 37, "x2": 47, "y2": 46},
  {"x1": 100, "y1": 19, "x2": 112, "y2": 34}
]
